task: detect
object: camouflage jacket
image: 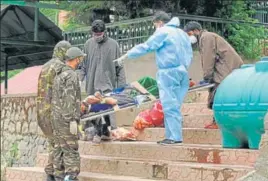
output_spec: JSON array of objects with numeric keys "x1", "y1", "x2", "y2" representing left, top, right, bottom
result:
[
  {"x1": 36, "y1": 41, "x2": 71, "y2": 136},
  {"x1": 37, "y1": 59, "x2": 66, "y2": 135},
  {"x1": 51, "y1": 65, "x2": 81, "y2": 123}
]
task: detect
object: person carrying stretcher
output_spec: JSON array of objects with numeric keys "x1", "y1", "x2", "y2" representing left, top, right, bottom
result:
[{"x1": 184, "y1": 21, "x2": 244, "y2": 129}]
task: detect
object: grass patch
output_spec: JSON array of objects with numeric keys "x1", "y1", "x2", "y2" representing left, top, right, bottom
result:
[{"x1": 0, "y1": 69, "x2": 24, "y2": 83}]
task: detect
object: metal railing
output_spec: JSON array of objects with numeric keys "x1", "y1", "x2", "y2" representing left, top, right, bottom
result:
[
  {"x1": 63, "y1": 14, "x2": 268, "y2": 55},
  {"x1": 63, "y1": 16, "x2": 155, "y2": 53},
  {"x1": 251, "y1": 1, "x2": 268, "y2": 23}
]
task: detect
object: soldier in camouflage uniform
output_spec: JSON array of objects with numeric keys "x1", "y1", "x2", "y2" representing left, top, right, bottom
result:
[
  {"x1": 37, "y1": 41, "x2": 72, "y2": 181},
  {"x1": 51, "y1": 47, "x2": 86, "y2": 181}
]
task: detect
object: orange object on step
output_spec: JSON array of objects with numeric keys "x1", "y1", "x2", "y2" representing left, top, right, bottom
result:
[
  {"x1": 204, "y1": 122, "x2": 219, "y2": 129},
  {"x1": 189, "y1": 79, "x2": 196, "y2": 87},
  {"x1": 150, "y1": 101, "x2": 164, "y2": 127},
  {"x1": 133, "y1": 110, "x2": 154, "y2": 130}
]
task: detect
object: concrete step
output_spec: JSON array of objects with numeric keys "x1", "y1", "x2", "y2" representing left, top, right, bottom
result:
[
  {"x1": 131, "y1": 128, "x2": 221, "y2": 144},
  {"x1": 116, "y1": 102, "x2": 213, "y2": 127},
  {"x1": 181, "y1": 103, "x2": 212, "y2": 115},
  {"x1": 79, "y1": 141, "x2": 259, "y2": 166},
  {"x1": 184, "y1": 91, "x2": 209, "y2": 103},
  {"x1": 36, "y1": 154, "x2": 252, "y2": 180},
  {"x1": 40, "y1": 114, "x2": 213, "y2": 136},
  {"x1": 183, "y1": 114, "x2": 213, "y2": 128},
  {"x1": 117, "y1": 113, "x2": 213, "y2": 128},
  {"x1": 5, "y1": 167, "x2": 168, "y2": 181}
]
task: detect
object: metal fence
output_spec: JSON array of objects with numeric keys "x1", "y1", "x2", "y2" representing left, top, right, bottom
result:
[
  {"x1": 63, "y1": 16, "x2": 155, "y2": 53},
  {"x1": 252, "y1": 1, "x2": 268, "y2": 23},
  {"x1": 63, "y1": 14, "x2": 268, "y2": 55}
]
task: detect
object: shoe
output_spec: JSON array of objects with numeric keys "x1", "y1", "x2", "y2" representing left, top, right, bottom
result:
[
  {"x1": 204, "y1": 122, "x2": 219, "y2": 129},
  {"x1": 92, "y1": 135, "x2": 101, "y2": 144},
  {"x1": 157, "y1": 139, "x2": 168, "y2": 144},
  {"x1": 55, "y1": 177, "x2": 64, "y2": 181},
  {"x1": 157, "y1": 139, "x2": 182, "y2": 145},
  {"x1": 46, "y1": 175, "x2": 55, "y2": 181},
  {"x1": 64, "y1": 175, "x2": 78, "y2": 181}
]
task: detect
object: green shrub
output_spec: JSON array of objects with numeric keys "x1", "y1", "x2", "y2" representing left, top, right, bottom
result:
[
  {"x1": 226, "y1": 1, "x2": 267, "y2": 61},
  {"x1": 1, "y1": 142, "x2": 20, "y2": 181},
  {"x1": 1, "y1": 69, "x2": 23, "y2": 83}
]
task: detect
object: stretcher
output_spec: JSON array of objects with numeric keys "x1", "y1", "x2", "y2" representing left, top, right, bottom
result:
[{"x1": 80, "y1": 83, "x2": 215, "y2": 123}]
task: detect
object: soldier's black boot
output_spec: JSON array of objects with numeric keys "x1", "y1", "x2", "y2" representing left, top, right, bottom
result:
[
  {"x1": 55, "y1": 177, "x2": 64, "y2": 181},
  {"x1": 46, "y1": 174, "x2": 56, "y2": 181}
]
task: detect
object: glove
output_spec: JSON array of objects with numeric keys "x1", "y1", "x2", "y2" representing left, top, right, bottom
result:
[
  {"x1": 112, "y1": 87, "x2": 125, "y2": 94},
  {"x1": 189, "y1": 78, "x2": 196, "y2": 87},
  {"x1": 199, "y1": 80, "x2": 209, "y2": 85},
  {"x1": 77, "y1": 124, "x2": 86, "y2": 141},
  {"x1": 113, "y1": 54, "x2": 128, "y2": 67}
]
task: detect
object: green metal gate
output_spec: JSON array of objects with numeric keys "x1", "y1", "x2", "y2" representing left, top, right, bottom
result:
[{"x1": 63, "y1": 14, "x2": 268, "y2": 55}]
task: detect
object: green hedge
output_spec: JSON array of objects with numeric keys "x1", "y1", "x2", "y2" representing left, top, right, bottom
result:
[{"x1": 1, "y1": 69, "x2": 23, "y2": 83}]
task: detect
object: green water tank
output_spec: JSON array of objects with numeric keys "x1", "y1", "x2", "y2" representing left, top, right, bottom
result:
[{"x1": 213, "y1": 57, "x2": 268, "y2": 149}]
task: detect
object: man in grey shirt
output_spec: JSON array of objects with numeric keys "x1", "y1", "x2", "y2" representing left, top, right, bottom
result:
[{"x1": 79, "y1": 19, "x2": 126, "y2": 143}]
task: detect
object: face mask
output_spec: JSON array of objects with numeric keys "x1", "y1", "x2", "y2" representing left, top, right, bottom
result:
[
  {"x1": 93, "y1": 32, "x2": 105, "y2": 43},
  {"x1": 189, "y1": 35, "x2": 197, "y2": 44},
  {"x1": 154, "y1": 22, "x2": 163, "y2": 30},
  {"x1": 94, "y1": 35, "x2": 104, "y2": 43}
]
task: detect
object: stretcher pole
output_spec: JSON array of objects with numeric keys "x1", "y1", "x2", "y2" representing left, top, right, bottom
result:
[{"x1": 80, "y1": 83, "x2": 215, "y2": 123}]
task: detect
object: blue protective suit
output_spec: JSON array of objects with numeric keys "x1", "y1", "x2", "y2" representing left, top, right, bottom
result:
[{"x1": 127, "y1": 17, "x2": 193, "y2": 141}]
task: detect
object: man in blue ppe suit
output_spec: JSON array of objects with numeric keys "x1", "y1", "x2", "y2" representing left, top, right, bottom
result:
[{"x1": 114, "y1": 11, "x2": 193, "y2": 145}]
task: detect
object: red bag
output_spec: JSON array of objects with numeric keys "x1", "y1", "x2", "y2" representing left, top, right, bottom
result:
[
  {"x1": 138, "y1": 109, "x2": 153, "y2": 124},
  {"x1": 133, "y1": 109, "x2": 154, "y2": 130},
  {"x1": 133, "y1": 101, "x2": 164, "y2": 129},
  {"x1": 150, "y1": 101, "x2": 164, "y2": 127}
]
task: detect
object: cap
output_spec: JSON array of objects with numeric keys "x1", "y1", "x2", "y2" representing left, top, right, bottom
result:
[
  {"x1": 184, "y1": 21, "x2": 202, "y2": 32},
  {"x1": 153, "y1": 11, "x2": 171, "y2": 23},
  {"x1": 66, "y1": 47, "x2": 86, "y2": 61}
]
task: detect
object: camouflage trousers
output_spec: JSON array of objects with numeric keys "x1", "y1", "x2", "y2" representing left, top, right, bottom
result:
[
  {"x1": 44, "y1": 136, "x2": 55, "y2": 176},
  {"x1": 37, "y1": 116, "x2": 55, "y2": 176},
  {"x1": 52, "y1": 118, "x2": 81, "y2": 181}
]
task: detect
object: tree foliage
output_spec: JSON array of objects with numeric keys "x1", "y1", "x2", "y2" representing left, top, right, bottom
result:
[
  {"x1": 39, "y1": 0, "x2": 58, "y2": 24},
  {"x1": 40, "y1": 8, "x2": 58, "y2": 25},
  {"x1": 40, "y1": 0, "x2": 267, "y2": 60},
  {"x1": 57, "y1": 0, "x2": 183, "y2": 29},
  {"x1": 225, "y1": 1, "x2": 267, "y2": 60},
  {"x1": 41, "y1": 0, "x2": 236, "y2": 30}
]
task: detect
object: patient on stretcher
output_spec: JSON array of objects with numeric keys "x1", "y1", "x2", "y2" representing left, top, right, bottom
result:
[{"x1": 80, "y1": 91, "x2": 118, "y2": 115}]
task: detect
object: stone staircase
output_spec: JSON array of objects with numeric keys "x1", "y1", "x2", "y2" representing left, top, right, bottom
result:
[{"x1": 5, "y1": 92, "x2": 259, "y2": 181}]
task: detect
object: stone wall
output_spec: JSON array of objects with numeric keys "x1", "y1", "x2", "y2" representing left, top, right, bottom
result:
[{"x1": 1, "y1": 94, "x2": 46, "y2": 180}]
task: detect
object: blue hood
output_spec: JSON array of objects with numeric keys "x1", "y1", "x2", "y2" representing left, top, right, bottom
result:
[
  {"x1": 165, "y1": 17, "x2": 180, "y2": 28},
  {"x1": 127, "y1": 15, "x2": 192, "y2": 69}
]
